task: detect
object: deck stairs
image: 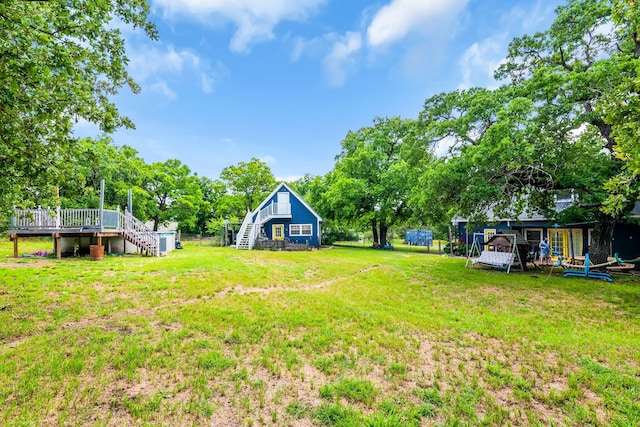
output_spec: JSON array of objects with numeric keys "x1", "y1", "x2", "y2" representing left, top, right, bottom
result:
[
  {"x1": 118, "y1": 211, "x2": 159, "y2": 256},
  {"x1": 11, "y1": 207, "x2": 160, "y2": 256},
  {"x1": 235, "y1": 201, "x2": 291, "y2": 250},
  {"x1": 236, "y1": 211, "x2": 259, "y2": 250}
]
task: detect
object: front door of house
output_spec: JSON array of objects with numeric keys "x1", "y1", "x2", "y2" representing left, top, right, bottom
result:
[{"x1": 273, "y1": 224, "x2": 284, "y2": 240}]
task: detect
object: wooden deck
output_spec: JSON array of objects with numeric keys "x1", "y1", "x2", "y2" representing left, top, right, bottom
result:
[{"x1": 9, "y1": 207, "x2": 160, "y2": 259}]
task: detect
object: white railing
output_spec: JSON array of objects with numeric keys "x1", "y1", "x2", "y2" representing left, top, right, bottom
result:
[
  {"x1": 247, "y1": 221, "x2": 260, "y2": 249},
  {"x1": 236, "y1": 211, "x2": 254, "y2": 249},
  {"x1": 60, "y1": 209, "x2": 101, "y2": 228},
  {"x1": 118, "y1": 210, "x2": 159, "y2": 256},
  {"x1": 12, "y1": 208, "x2": 107, "y2": 229},
  {"x1": 11, "y1": 207, "x2": 159, "y2": 256},
  {"x1": 258, "y1": 202, "x2": 291, "y2": 223}
]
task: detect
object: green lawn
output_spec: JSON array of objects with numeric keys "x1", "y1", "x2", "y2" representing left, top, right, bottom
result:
[{"x1": 1, "y1": 239, "x2": 639, "y2": 426}]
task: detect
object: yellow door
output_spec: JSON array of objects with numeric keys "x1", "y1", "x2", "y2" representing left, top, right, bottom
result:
[
  {"x1": 484, "y1": 228, "x2": 496, "y2": 251},
  {"x1": 273, "y1": 225, "x2": 284, "y2": 241}
]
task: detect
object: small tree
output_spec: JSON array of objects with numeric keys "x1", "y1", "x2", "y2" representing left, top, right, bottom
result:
[{"x1": 219, "y1": 158, "x2": 276, "y2": 216}]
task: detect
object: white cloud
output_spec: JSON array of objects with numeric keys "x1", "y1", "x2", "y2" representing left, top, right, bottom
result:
[
  {"x1": 501, "y1": 1, "x2": 556, "y2": 34},
  {"x1": 73, "y1": 116, "x2": 99, "y2": 130},
  {"x1": 290, "y1": 32, "x2": 362, "y2": 86},
  {"x1": 153, "y1": 0, "x2": 327, "y2": 53},
  {"x1": 455, "y1": 1, "x2": 562, "y2": 90},
  {"x1": 260, "y1": 155, "x2": 277, "y2": 166},
  {"x1": 458, "y1": 34, "x2": 507, "y2": 90},
  {"x1": 201, "y1": 73, "x2": 214, "y2": 94},
  {"x1": 128, "y1": 45, "x2": 200, "y2": 81},
  {"x1": 322, "y1": 32, "x2": 362, "y2": 87},
  {"x1": 127, "y1": 44, "x2": 226, "y2": 97},
  {"x1": 150, "y1": 79, "x2": 177, "y2": 99},
  {"x1": 367, "y1": 0, "x2": 468, "y2": 47},
  {"x1": 290, "y1": 34, "x2": 332, "y2": 63},
  {"x1": 291, "y1": 37, "x2": 309, "y2": 62}
]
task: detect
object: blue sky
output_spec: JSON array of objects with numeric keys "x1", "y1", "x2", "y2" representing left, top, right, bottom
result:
[{"x1": 77, "y1": 0, "x2": 565, "y2": 182}]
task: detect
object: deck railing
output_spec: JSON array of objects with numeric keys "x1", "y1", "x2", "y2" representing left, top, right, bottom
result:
[
  {"x1": 257, "y1": 202, "x2": 291, "y2": 223},
  {"x1": 12, "y1": 208, "x2": 109, "y2": 229},
  {"x1": 11, "y1": 207, "x2": 159, "y2": 256},
  {"x1": 11, "y1": 207, "x2": 155, "y2": 232},
  {"x1": 118, "y1": 210, "x2": 159, "y2": 256}
]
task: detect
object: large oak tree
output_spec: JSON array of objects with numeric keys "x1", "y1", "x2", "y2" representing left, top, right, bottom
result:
[
  {"x1": 326, "y1": 117, "x2": 427, "y2": 246},
  {"x1": 0, "y1": 0, "x2": 156, "y2": 214},
  {"x1": 417, "y1": 0, "x2": 640, "y2": 263}
]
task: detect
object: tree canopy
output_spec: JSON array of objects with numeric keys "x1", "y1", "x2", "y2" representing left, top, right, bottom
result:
[
  {"x1": 415, "y1": 0, "x2": 640, "y2": 263},
  {"x1": 0, "y1": 0, "x2": 156, "y2": 214},
  {"x1": 219, "y1": 158, "x2": 276, "y2": 215},
  {"x1": 323, "y1": 117, "x2": 427, "y2": 246}
]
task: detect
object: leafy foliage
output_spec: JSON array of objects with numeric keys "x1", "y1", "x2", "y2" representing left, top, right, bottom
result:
[
  {"x1": 140, "y1": 160, "x2": 202, "y2": 231},
  {"x1": 0, "y1": 0, "x2": 156, "y2": 214},
  {"x1": 323, "y1": 117, "x2": 429, "y2": 245},
  {"x1": 219, "y1": 158, "x2": 276, "y2": 215},
  {"x1": 415, "y1": 0, "x2": 640, "y2": 263}
]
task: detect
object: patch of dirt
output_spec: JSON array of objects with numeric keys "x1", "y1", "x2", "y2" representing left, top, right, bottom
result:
[
  {"x1": 215, "y1": 264, "x2": 381, "y2": 298},
  {"x1": 1, "y1": 307, "x2": 173, "y2": 352},
  {"x1": 0, "y1": 260, "x2": 53, "y2": 269}
]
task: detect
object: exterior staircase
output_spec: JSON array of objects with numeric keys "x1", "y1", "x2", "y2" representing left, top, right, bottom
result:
[
  {"x1": 118, "y1": 210, "x2": 159, "y2": 256},
  {"x1": 235, "y1": 200, "x2": 292, "y2": 250},
  {"x1": 10, "y1": 207, "x2": 160, "y2": 256},
  {"x1": 236, "y1": 223, "x2": 255, "y2": 249},
  {"x1": 236, "y1": 211, "x2": 259, "y2": 250}
]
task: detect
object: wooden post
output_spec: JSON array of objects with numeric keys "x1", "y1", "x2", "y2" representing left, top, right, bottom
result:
[
  {"x1": 99, "y1": 179, "x2": 105, "y2": 231},
  {"x1": 12, "y1": 234, "x2": 18, "y2": 258},
  {"x1": 449, "y1": 226, "x2": 453, "y2": 256},
  {"x1": 55, "y1": 234, "x2": 61, "y2": 260},
  {"x1": 97, "y1": 235, "x2": 102, "y2": 246}
]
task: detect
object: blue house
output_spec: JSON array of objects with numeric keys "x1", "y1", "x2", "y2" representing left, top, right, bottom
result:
[
  {"x1": 454, "y1": 197, "x2": 640, "y2": 267},
  {"x1": 236, "y1": 183, "x2": 322, "y2": 249}
]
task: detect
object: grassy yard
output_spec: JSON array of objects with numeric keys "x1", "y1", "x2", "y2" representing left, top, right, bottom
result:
[{"x1": 1, "y1": 239, "x2": 639, "y2": 426}]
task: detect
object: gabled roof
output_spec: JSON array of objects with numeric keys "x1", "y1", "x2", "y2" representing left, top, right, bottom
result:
[{"x1": 253, "y1": 182, "x2": 323, "y2": 221}]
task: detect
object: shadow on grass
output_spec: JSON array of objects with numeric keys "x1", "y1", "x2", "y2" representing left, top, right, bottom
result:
[{"x1": 331, "y1": 241, "x2": 453, "y2": 255}]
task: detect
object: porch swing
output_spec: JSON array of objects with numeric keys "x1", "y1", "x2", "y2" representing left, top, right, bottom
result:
[{"x1": 466, "y1": 232, "x2": 523, "y2": 273}]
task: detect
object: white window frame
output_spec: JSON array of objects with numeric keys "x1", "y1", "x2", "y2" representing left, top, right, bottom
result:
[{"x1": 290, "y1": 224, "x2": 312, "y2": 236}]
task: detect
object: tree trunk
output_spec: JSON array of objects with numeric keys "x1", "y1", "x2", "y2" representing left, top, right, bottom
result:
[
  {"x1": 372, "y1": 219, "x2": 379, "y2": 247},
  {"x1": 589, "y1": 212, "x2": 615, "y2": 265},
  {"x1": 379, "y1": 224, "x2": 388, "y2": 247},
  {"x1": 153, "y1": 216, "x2": 160, "y2": 232}
]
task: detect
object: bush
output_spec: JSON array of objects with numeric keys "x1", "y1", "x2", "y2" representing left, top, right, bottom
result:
[
  {"x1": 443, "y1": 243, "x2": 468, "y2": 256},
  {"x1": 322, "y1": 228, "x2": 358, "y2": 245}
]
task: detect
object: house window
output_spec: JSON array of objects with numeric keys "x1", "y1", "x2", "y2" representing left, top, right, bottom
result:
[{"x1": 290, "y1": 224, "x2": 312, "y2": 236}]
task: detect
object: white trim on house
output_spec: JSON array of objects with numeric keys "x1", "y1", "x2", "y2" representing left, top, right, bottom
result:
[
  {"x1": 252, "y1": 182, "x2": 323, "y2": 222},
  {"x1": 290, "y1": 224, "x2": 312, "y2": 236}
]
